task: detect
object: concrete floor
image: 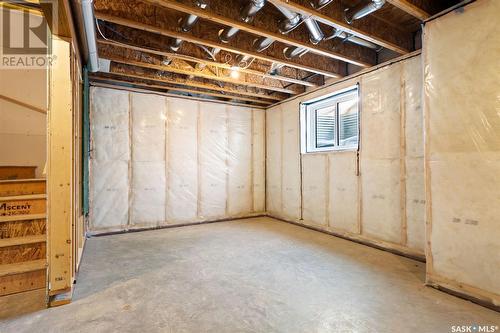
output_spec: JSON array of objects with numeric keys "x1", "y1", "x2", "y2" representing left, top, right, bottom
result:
[{"x1": 1, "y1": 217, "x2": 499, "y2": 332}]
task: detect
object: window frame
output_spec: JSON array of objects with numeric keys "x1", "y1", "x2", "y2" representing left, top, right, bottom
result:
[{"x1": 301, "y1": 85, "x2": 360, "y2": 154}]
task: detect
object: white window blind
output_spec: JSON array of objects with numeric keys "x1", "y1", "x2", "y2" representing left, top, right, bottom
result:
[{"x1": 302, "y1": 86, "x2": 359, "y2": 153}]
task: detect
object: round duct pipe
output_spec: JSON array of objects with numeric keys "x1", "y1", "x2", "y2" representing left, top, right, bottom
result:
[
  {"x1": 302, "y1": 16, "x2": 324, "y2": 44},
  {"x1": 219, "y1": 0, "x2": 266, "y2": 43},
  {"x1": 345, "y1": 0, "x2": 385, "y2": 24},
  {"x1": 310, "y1": 0, "x2": 333, "y2": 9},
  {"x1": 253, "y1": 36, "x2": 275, "y2": 52},
  {"x1": 283, "y1": 46, "x2": 308, "y2": 59},
  {"x1": 273, "y1": 4, "x2": 301, "y2": 33},
  {"x1": 180, "y1": 0, "x2": 209, "y2": 31}
]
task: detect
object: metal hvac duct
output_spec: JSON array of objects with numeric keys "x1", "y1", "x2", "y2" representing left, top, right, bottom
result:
[
  {"x1": 253, "y1": 36, "x2": 274, "y2": 52},
  {"x1": 283, "y1": 46, "x2": 308, "y2": 59},
  {"x1": 219, "y1": 0, "x2": 265, "y2": 43},
  {"x1": 302, "y1": 16, "x2": 324, "y2": 44},
  {"x1": 345, "y1": 0, "x2": 385, "y2": 24},
  {"x1": 78, "y1": 0, "x2": 99, "y2": 72},
  {"x1": 310, "y1": 0, "x2": 333, "y2": 9},
  {"x1": 330, "y1": 28, "x2": 379, "y2": 49},
  {"x1": 170, "y1": 0, "x2": 208, "y2": 51},
  {"x1": 273, "y1": 4, "x2": 301, "y2": 33},
  {"x1": 170, "y1": 38, "x2": 183, "y2": 52},
  {"x1": 273, "y1": 3, "x2": 325, "y2": 45},
  {"x1": 235, "y1": 54, "x2": 254, "y2": 68},
  {"x1": 269, "y1": 62, "x2": 284, "y2": 75}
]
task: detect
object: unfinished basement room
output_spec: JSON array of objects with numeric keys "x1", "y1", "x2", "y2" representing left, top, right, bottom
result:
[{"x1": 0, "y1": 0, "x2": 499, "y2": 331}]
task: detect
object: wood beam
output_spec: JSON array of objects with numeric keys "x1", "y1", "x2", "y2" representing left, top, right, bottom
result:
[
  {"x1": 143, "y1": 0, "x2": 375, "y2": 67},
  {"x1": 90, "y1": 81, "x2": 266, "y2": 109},
  {"x1": 98, "y1": 39, "x2": 318, "y2": 87},
  {"x1": 89, "y1": 74, "x2": 272, "y2": 106},
  {"x1": 107, "y1": 63, "x2": 285, "y2": 101},
  {"x1": 94, "y1": 9, "x2": 343, "y2": 78},
  {"x1": 97, "y1": 23, "x2": 323, "y2": 86},
  {"x1": 98, "y1": 43, "x2": 303, "y2": 95},
  {"x1": 267, "y1": 0, "x2": 413, "y2": 54},
  {"x1": 386, "y1": 0, "x2": 430, "y2": 20}
]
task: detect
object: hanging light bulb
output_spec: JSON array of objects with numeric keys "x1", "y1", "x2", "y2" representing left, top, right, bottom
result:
[{"x1": 230, "y1": 66, "x2": 240, "y2": 79}]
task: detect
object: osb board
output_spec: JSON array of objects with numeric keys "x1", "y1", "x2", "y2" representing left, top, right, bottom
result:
[
  {"x1": 0, "y1": 219, "x2": 46, "y2": 238},
  {"x1": 0, "y1": 242, "x2": 46, "y2": 265},
  {"x1": 0, "y1": 269, "x2": 46, "y2": 296},
  {"x1": 0, "y1": 198, "x2": 46, "y2": 216},
  {"x1": 0, "y1": 180, "x2": 46, "y2": 196},
  {"x1": 424, "y1": 0, "x2": 500, "y2": 304},
  {"x1": 0, "y1": 288, "x2": 46, "y2": 319}
]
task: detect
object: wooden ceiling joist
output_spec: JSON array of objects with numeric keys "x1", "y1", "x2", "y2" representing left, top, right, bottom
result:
[
  {"x1": 97, "y1": 39, "x2": 318, "y2": 88},
  {"x1": 143, "y1": 0, "x2": 375, "y2": 68},
  {"x1": 98, "y1": 44, "x2": 303, "y2": 95},
  {"x1": 107, "y1": 63, "x2": 285, "y2": 101},
  {"x1": 91, "y1": 81, "x2": 267, "y2": 109},
  {"x1": 94, "y1": 11, "x2": 343, "y2": 78},
  {"x1": 90, "y1": 75, "x2": 273, "y2": 106},
  {"x1": 267, "y1": 0, "x2": 413, "y2": 54},
  {"x1": 386, "y1": 0, "x2": 430, "y2": 20}
]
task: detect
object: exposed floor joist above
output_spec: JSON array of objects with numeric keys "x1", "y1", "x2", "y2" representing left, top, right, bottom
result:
[
  {"x1": 386, "y1": 0, "x2": 430, "y2": 20},
  {"x1": 90, "y1": 0, "x2": 458, "y2": 106}
]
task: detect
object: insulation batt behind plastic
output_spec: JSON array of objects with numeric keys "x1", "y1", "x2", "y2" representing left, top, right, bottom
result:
[
  {"x1": 266, "y1": 55, "x2": 425, "y2": 257},
  {"x1": 89, "y1": 87, "x2": 265, "y2": 233},
  {"x1": 423, "y1": 0, "x2": 500, "y2": 305}
]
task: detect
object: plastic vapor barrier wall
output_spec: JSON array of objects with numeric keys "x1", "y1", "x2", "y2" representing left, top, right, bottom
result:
[
  {"x1": 266, "y1": 54, "x2": 425, "y2": 258},
  {"x1": 423, "y1": 0, "x2": 500, "y2": 306},
  {"x1": 89, "y1": 87, "x2": 265, "y2": 233}
]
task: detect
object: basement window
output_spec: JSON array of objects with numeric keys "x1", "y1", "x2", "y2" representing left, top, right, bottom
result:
[{"x1": 301, "y1": 85, "x2": 359, "y2": 153}]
